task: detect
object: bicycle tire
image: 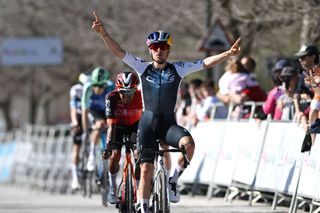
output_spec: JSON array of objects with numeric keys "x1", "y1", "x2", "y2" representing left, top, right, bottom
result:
[
  {"x1": 80, "y1": 146, "x2": 89, "y2": 197},
  {"x1": 87, "y1": 171, "x2": 93, "y2": 198},
  {"x1": 125, "y1": 163, "x2": 135, "y2": 213},
  {"x1": 153, "y1": 170, "x2": 170, "y2": 213},
  {"x1": 101, "y1": 159, "x2": 109, "y2": 207}
]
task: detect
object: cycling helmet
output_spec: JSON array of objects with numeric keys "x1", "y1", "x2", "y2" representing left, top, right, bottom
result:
[
  {"x1": 116, "y1": 72, "x2": 139, "y2": 90},
  {"x1": 146, "y1": 31, "x2": 172, "y2": 47},
  {"x1": 91, "y1": 67, "x2": 110, "y2": 85},
  {"x1": 78, "y1": 73, "x2": 90, "y2": 85}
]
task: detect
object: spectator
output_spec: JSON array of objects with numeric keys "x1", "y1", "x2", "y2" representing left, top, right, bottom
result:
[
  {"x1": 217, "y1": 58, "x2": 249, "y2": 104},
  {"x1": 187, "y1": 79, "x2": 203, "y2": 129},
  {"x1": 175, "y1": 81, "x2": 191, "y2": 127},
  {"x1": 197, "y1": 80, "x2": 226, "y2": 121},
  {"x1": 276, "y1": 66, "x2": 299, "y2": 120},
  {"x1": 262, "y1": 59, "x2": 288, "y2": 120},
  {"x1": 295, "y1": 44, "x2": 320, "y2": 144},
  {"x1": 241, "y1": 56, "x2": 256, "y2": 78}
]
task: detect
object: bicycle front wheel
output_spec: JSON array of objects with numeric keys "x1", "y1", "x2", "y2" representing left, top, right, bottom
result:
[
  {"x1": 124, "y1": 163, "x2": 135, "y2": 213},
  {"x1": 153, "y1": 170, "x2": 170, "y2": 213}
]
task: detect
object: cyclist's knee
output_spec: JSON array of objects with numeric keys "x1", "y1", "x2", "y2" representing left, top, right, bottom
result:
[{"x1": 179, "y1": 136, "x2": 195, "y2": 150}]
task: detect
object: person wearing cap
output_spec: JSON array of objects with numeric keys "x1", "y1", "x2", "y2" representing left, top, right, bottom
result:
[
  {"x1": 262, "y1": 59, "x2": 288, "y2": 119},
  {"x1": 295, "y1": 44, "x2": 320, "y2": 144},
  {"x1": 276, "y1": 66, "x2": 300, "y2": 120}
]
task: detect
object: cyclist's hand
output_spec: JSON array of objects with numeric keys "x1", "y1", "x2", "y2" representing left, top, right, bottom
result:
[
  {"x1": 102, "y1": 146, "x2": 112, "y2": 159},
  {"x1": 228, "y1": 37, "x2": 241, "y2": 56},
  {"x1": 92, "y1": 11, "x2": 106, "y2": 34}
]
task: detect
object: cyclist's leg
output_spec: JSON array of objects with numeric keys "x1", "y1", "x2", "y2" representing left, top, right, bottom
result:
[
  {"x1": 107, "y1": 128, "x2": 123, "y2": 204},
  {"x1": 71, "y1": 115, "x2": 82, "y2": 190},
  {"x1": 165, "y1": 124, "x2": 194, "y2": 203},
  {"x1": 87, "y1": 110, "x2": 106, "y2": 171},
  {"x1": 159, "y1": 143, "x2": 171, "y2": 172},
  {"x1": 71, "y1": 133, "x2": 82, "y2": 190},
  {"x1": 137, "y1": 111, "x2": 157, "y2": 213}
]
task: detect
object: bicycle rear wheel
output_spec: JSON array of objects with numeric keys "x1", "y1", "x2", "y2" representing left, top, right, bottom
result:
[
  {"x1": 80, "y1": 145, "x2": 89, "y2": 197},
  {"x1": 153, "y1": 170, "x2": 170, "y2": 213}
]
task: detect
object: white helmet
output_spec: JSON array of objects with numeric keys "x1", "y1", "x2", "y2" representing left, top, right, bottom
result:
[{"x1": 78, "y1": 73, "x2": 90, "y2": 85}]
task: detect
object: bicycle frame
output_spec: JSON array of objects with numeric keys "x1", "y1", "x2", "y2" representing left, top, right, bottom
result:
[
  {"x1": 120, "y1": 146, "x2": 137, "y2": 203},
  {"x1": 144, "y1": 145, "x2": 189, "y2": 213},
  {"x1": 116, "y1": 135, "x2": 138, "y2": 213}
]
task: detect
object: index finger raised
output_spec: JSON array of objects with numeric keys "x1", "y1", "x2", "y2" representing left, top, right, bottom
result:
[
  {"x1": 233, "y1": 37, "x2": 241, "y2": 47},
  {"x1": 93, "y1": 11, "x2": 100, "y2": 21}
]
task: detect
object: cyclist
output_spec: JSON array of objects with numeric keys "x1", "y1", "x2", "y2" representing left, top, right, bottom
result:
[
  {"x1": 102, "y1": 71, "x2": 143, "y2": 204},
  {"x1": 70, "y1": 73, "x2": 90, "y2": 190},
  {"x1": 81, "y1": 67, "x2": 115, "y2": 171},
  {"x1": 92, "y1": 11, "x2": 240, "y2": 212}
]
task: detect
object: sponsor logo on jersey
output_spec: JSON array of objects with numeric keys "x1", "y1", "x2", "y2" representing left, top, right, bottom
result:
[{"x1": 145, "y1": 68, "x2": 175, "y2": 85}]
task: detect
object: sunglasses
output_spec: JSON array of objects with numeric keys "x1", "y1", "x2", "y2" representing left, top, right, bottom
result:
[
  {"x1": 119, "y1": 88, "x2": 136, "y2": 96},
  {"x1": 149, "y1": 43, "x2": 170, "y2": 51}
]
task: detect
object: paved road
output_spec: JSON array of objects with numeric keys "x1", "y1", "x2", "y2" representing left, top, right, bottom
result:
[{"x1": 0, "y1": 183, "x2": 302, "y2": 213}]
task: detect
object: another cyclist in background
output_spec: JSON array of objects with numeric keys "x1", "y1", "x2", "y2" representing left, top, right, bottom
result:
[
  {"x1": 81, "y1": 67, "x2": 115, "y2": 171},
  {"x1": 69, "y1": 73, "x2": 90, "y2": 191},
  {"x1": 103, "y1": 71, "x2": 143, "y2": 204},
  {"x1": 92, "y1": 11, "x2": 240, "y2": 213}
]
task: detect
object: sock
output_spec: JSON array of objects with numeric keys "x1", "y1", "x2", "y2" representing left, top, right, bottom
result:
[
  {"x1": 89, "y1": 143, "x2": 95, "y2": 159},
  {"x1": 140, "y1": 199, "x2": 149, "y2": 213},
  {"x1": 71, "y1": 164, "x2": 78, "y2": 182},
  {"x1": 109, "y1": 172, "x2": 117, "y2": 189},
  {"x1": 170, "y1": 165, "x2": 185, "y2": 183}
]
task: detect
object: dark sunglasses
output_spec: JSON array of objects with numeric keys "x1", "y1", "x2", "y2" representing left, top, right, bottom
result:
[
  {"x1": 149, "y1": 43, "x2": 170, "y2": 51},
  {"x1": 93, "y1": 84, "x2": 105, "y2": 88},
  {"x1": 119, "y1": 88, "x2": 136, "y2": 96}
]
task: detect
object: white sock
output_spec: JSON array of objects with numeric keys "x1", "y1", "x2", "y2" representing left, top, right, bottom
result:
[
  {"x1": 71, "y1": 164, "x2": 78, "y2": 182},
  {"x1": 170, "y1": 165, "x2": 184, "y2": 183},
  {"x1": 109, "y1": 172, "x2": 117, "y2": 189},
  {"x1": 140, "y1": 199, "x2": 149, "y2": 213},
  {"x1": 89, "y1": 143, "x2": 95, "y2": 159}
]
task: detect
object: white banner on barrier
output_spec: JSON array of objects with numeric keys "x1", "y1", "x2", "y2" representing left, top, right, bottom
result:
[
  {"x1": 298, "y1": 136, "x2": 320, "y2": 198},
  {"x1": 212, "y1": 121, "x2": 245, "y2": 186},
  {"x1": 254, "y1": 122, "x2": 288, "y2": 191},
  {"x1": 274, "y1": 123, "x2": 305, "y2": 194},
  {"x1": 231, "y1": 120, "x2": 267, "y2": 186},
  {"x1": 179, "y1": 121, "x2": 226, "y2": 185}
]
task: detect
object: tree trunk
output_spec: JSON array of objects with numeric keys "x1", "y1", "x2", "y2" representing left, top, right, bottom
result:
[{"x1": 0, "y1": 99, "x2": 13, "y2": 131}]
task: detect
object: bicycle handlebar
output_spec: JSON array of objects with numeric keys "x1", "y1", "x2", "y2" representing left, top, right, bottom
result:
[{"x1": 142, "y1": 145, "x2": 190, "y2": 166}]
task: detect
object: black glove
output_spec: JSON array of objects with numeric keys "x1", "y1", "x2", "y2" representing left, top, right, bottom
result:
[{"x1": 102, "y1": 145, "x2": 112, "y2": 159}]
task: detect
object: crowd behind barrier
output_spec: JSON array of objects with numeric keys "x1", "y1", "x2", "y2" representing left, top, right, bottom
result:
[{"x1": 1, "y1": 102, "x2": 320, "y2": 212}]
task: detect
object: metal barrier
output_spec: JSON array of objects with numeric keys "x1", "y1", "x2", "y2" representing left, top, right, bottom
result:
[{"x1": 0, "y1": 124, "x2": 73, "y2": 194}]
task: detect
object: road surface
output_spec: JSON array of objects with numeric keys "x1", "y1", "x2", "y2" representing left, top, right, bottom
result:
[{"x1": 0, "y1": 183, "x2": 302, "y2": 213}]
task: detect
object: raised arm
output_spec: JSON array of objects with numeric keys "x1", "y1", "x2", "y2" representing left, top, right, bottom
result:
[
  {"x1": 92, "y1": 11, "x2": 126, "y2": 59},
  {"x1": 203, "y1": 38, "x2": 241, "y2": 69}
]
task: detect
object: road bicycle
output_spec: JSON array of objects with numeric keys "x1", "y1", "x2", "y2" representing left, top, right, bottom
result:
[
  {"x1": 79, "y1": 127, "x2": 109, "y2": 207},
  {"x1": 143, "y1": 143, "x2": 189, "y2": 213},
  {"x1": 114, "y1": 134, "x2": 138, "y2": 213}
]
